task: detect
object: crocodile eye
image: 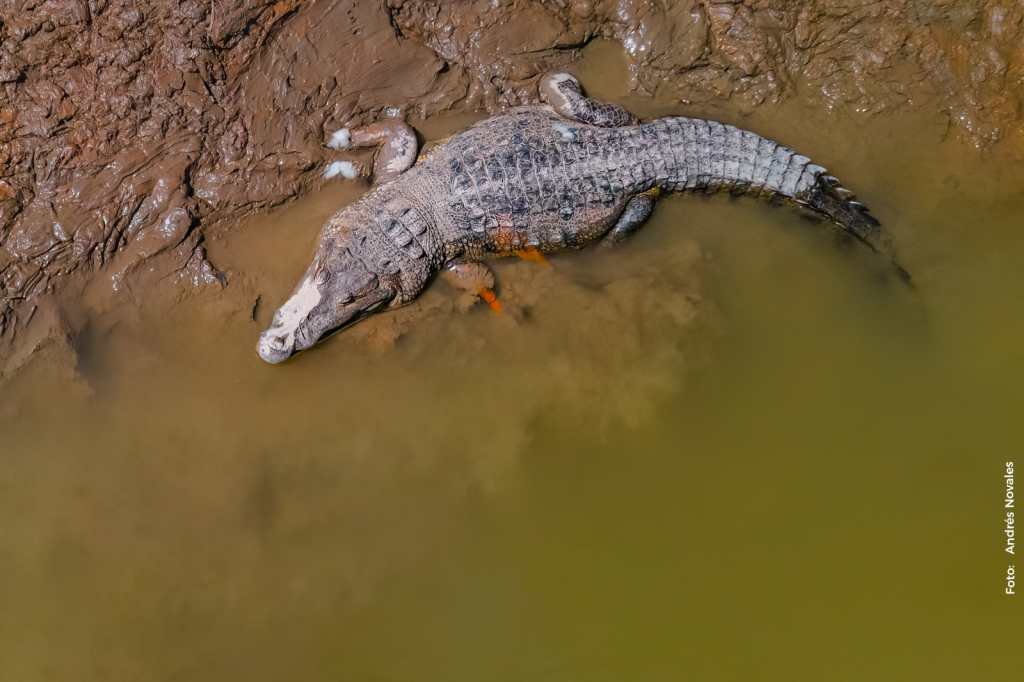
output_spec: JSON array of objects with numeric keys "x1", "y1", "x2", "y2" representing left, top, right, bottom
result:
[
  {"x1": 354, "y1": 273, "x2": 379, "y2": 296},
  {"x1": 315, "y1": 269, "x2": 330, "y2": 285}
]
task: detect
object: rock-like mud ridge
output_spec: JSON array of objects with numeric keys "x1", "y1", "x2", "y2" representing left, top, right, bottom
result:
[
  {"x1": 1, "y1": 0, "x2": 1022, "y2": 371},
  {"x1": 393, "y1": 0, "x2": 1023, "y2": 135}
]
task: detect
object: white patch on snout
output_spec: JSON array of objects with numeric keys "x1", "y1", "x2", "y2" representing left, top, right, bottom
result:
[
  {"x1": 324, "y1": 160, "x2": 358, "y2": 180},
  {"x1": 267, "y1": 276, "x2": 322, "y2": 347},
  {"x1": 327, "y1": 128, "x2": 351, "y2": 149},
  {"x1": 553, "y1": 122, "x2": 577, "y2": 141}
]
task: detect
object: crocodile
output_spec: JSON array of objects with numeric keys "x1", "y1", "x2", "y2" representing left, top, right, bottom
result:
[{"x1": 257, "y1": 72, "x2": 907, "y2": 364}]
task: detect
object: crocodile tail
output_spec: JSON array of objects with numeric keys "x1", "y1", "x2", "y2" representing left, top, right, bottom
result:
[
  {"x1": 798, "y1": 174, "x2": 912, "y2": 284},
  {"x1": 656, "y1": 117, "x2": 910, "y2": 283}
]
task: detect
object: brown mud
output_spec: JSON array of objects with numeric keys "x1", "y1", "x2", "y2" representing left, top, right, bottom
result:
[{"x1": 1, "y1": 0, "x2": 1024, "y2": 375}]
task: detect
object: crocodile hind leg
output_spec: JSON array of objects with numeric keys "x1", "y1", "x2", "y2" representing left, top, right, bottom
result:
[
  {"x1": 326, "y1": 119, "x2": 418, "y2": 185},
  {"x1": 602, "y1": 191, "x2": 657, "y2": 246},
  {"x1": 539, "y1": 72, "x2": 640, "y2": 127},
  {"x1": 442, "y1": 262, "x2": 503, "y2": 314}
]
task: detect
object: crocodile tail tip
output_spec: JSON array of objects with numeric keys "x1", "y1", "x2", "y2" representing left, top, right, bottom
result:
[{"x1": 803, "y1": 173, "x2": 912, "y2": 286}]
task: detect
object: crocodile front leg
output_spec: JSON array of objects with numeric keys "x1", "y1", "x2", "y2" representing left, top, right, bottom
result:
[{"x1": 326, "y1": 119, "x2": 419, "y2": 185}]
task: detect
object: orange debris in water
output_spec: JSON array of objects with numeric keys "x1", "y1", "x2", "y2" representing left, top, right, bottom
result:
[
  {"x1": 514, "y1": 247, "x2": 550, "y2": 266},
  {"x1": 478, "y1": 288, "x2": 503, "y2": 314}
]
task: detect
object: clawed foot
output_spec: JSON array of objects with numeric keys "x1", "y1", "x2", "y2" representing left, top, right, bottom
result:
[
  {"x1": 322, "y1": 160, "x2": 362, "y2": 180},
  {"x1": 442, "y1": 262, "x2": 505, "y2": 314},
  {"x1": 327, "y1": 128, "x2": 351, "y2": 150},
  {"x1": 324, "y1": 119, "x2": 419, "y2": 186}
]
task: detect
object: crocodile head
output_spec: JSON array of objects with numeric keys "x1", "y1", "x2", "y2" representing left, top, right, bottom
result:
[{"x1": 257, "y1": 237, "x2": 395, "y2": 364}]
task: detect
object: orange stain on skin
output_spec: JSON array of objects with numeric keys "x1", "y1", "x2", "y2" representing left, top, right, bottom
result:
[{"x1": 488, "y1": 221, "x2": 519, "y2": 254}]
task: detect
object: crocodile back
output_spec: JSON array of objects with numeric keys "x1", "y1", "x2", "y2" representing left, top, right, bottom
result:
[
  {"x1": 412, "y1": 108, "x2": 652, "y2": 259},
  {"x1": 363, "y1": 106, "x2": 899, "y2": 278}
]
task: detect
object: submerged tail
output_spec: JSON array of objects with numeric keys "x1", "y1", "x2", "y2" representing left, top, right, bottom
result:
[
  {"x1": 649, "y1": 117, "x2": 910, "y2": 283},
  {"x1": 803, "y1": 173, "x2": 911, "y2": 283}
]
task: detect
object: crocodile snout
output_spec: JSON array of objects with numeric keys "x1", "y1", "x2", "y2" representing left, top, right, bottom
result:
[{"x1": 257, "y1": 330, "x2": 294, "y2": 364}]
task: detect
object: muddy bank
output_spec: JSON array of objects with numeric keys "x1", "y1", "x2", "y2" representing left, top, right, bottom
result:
[
  {"x1": 391, "y1": 0, "x2": 1024, "y2": 140},
  {"x1": 1, "y1": 0, "x2": 1022, "y2": 374},
  {"x1": 0, "y1": 0, "x2": 455, "y2": 374}
]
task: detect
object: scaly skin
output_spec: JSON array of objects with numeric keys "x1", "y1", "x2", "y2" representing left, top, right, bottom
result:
[{"x1": 257, "y1": 73, "x2": 905, "y2": 364}]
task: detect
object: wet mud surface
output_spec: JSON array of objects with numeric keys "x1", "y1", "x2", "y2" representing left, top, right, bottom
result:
[{"x1": 2, "y1": 0, "x2": 1024, "y2": 374}]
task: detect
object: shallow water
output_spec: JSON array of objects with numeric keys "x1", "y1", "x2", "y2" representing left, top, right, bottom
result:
[{"x1": 2, "y1": 45, "x2": 1022, "y2": 680}]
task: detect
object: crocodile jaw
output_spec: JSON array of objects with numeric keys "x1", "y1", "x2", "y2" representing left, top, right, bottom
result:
[{"x1": 257, "y1": 276, "x2": 321, "y2": 364}]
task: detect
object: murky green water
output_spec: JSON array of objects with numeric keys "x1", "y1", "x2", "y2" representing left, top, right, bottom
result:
[{"x1": 2, "y1": 46, "x2": 1022, "y2": 680}]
